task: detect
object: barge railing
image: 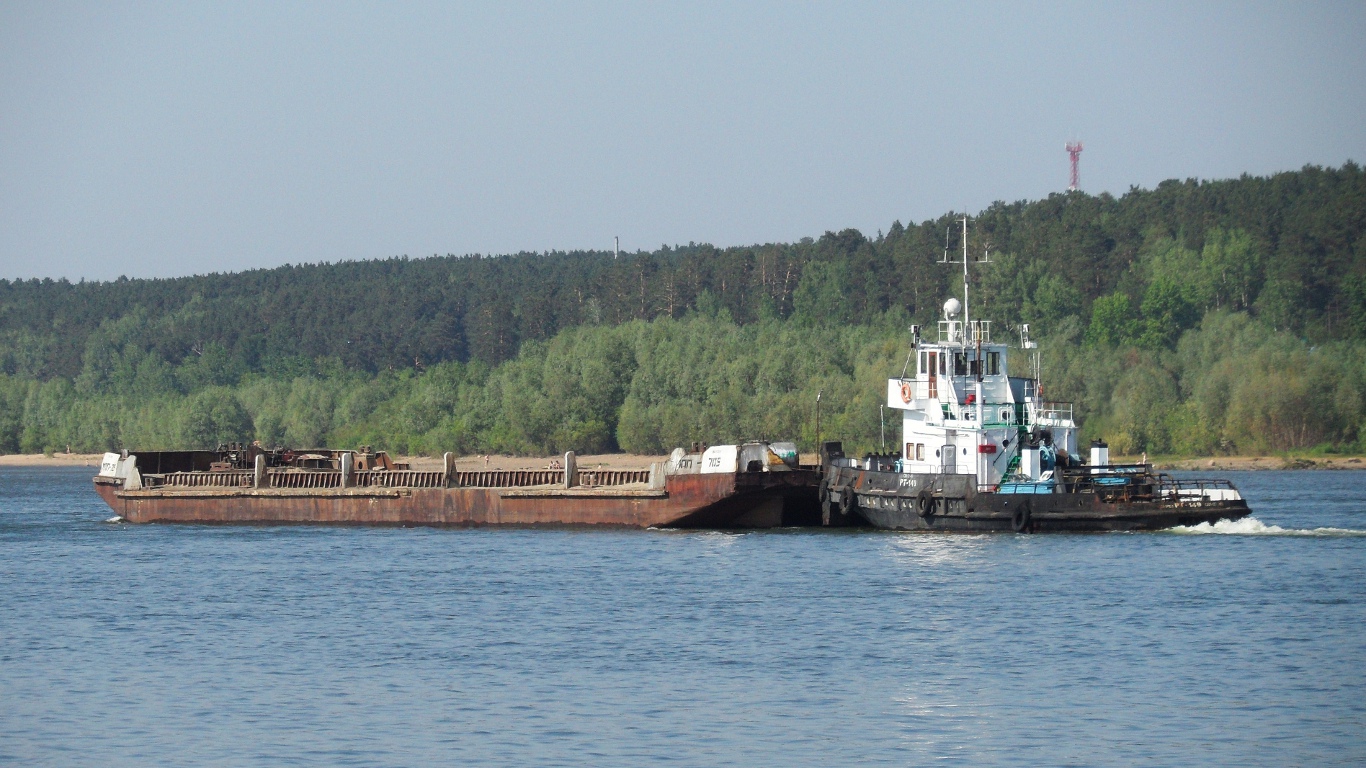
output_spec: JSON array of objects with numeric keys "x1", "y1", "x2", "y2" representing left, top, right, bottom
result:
[{"x1": 144, "y1": 467, "x2": 652, "y2": 491}]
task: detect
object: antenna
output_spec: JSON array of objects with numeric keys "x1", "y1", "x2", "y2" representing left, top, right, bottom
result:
[
  {"x1": 939, "y1": 215, "x2": 983, "y2": 347},
  {"x1": 961, "y1": 216, "x2": 969, "y2": 346},
  {"x1": 900, "y1": 325, "x2": 921, "y2": 378},
  {"x1": 1066, "y1": 141, "x2": 1084, "y2": 191},
  {"x1": 614, "y1": 236, "x2": 619, "y2": 259},
  {"x1": 1020, "y1": 323, "x2": 1041, "y2": 388}
]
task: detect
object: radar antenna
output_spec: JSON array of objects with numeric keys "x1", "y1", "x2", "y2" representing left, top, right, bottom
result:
[{"x1": 939, "y1": 216, "x2": 975, "y2": 347}]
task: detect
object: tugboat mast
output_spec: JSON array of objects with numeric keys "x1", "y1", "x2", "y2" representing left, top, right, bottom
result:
[{"x1": 960, "y1": 215, "x2": 970, "y2": 349}]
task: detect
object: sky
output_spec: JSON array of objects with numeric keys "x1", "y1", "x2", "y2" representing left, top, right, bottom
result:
[{"x1": 1, "y1": 1, "x2": 1363, "y2": 281}]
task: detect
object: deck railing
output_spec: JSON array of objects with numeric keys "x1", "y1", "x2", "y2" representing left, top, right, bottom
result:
[
  {"x1": 1053, "y1": 467, "x2": 1242, "y2": 505},
  {"x1": 1032, "y1": 401, "x2": 1074, "y2": 423},
  {"x1": 267, "y1": 471, "x2": 343, "y2": 489},
  {"x1": 1154, "y1": 476, "x2": 1243, "y2": 504},
  {"x1": 351, "y1": 470, "x2": 445, "y2": 489},
  {"x1": 145, "y1": 467, "x2": 652, "y2": 490},
  {"x1": 156, "y1": 471, "x2": 255, "y2": 488}
]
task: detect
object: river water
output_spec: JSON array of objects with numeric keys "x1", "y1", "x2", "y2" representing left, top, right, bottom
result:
[{"x1": 1, "y1": 467, "x2": 1363, "y2": 766}]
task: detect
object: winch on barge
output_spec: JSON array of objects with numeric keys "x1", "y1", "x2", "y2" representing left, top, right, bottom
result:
[
  {"x1": 94, "y1": 442, "x2": 820, "y2": 528},
  {"x1": 819, "y1": 217, "x2": 1251, "y2": 533}
]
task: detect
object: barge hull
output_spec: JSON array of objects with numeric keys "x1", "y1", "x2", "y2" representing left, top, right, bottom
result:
[{"x1": 95, "y1": 471, "x2": 820, "y2": 529}]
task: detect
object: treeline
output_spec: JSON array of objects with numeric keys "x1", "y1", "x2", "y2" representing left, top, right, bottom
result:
[
  {"x1": 3, "y1": 163, "x2": 1365, "y2": 457},
  {"x1": 0, "y1": 313, "x2": 901, "y2": 456},
  {"x1": 3, "y1": 164, "x2": 1364, "y2": 383},
  {"x1": 5, "y1": 308, "x2": 1366, "y2": 458}
]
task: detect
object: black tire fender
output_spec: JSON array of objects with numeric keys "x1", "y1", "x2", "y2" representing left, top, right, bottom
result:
[
  {"x1": 916, "y1": 489, "x2": 935, "y2": 519},
  {"x1": 1012, "y1": 500, "x2": 1032, "y2": 533}
]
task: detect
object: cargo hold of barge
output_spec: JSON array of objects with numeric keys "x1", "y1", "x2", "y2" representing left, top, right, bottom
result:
[{"x1": 94, "y1": 442, "x2": 822, "y2": 528}]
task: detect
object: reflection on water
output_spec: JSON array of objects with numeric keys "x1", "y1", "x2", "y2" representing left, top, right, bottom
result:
[{"x1": 1, "y1": 466, "x2": 1364, "y2": 767}]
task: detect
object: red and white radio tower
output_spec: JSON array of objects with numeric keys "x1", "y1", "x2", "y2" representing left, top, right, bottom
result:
[{"x1": 1066, "y1": 140, "x2": 1084, "y2": 191}]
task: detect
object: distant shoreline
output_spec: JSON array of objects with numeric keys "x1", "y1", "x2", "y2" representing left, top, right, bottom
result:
[
  {"x1": 4, "y1": 451, "x2": 1365, "y2": 471},
  {"x1": 0, "y1": 453, "x2": 105, "y2": 467},
  {"x1": 1130, "y1": 455, "x2": 1366, "y2": 471}
]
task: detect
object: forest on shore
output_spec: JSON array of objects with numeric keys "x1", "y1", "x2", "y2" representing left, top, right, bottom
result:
[{"x1": 2, "y1": 162, "x2": 1364, "y2": 457}]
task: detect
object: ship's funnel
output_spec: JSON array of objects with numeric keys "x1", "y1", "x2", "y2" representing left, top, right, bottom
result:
[
  {"x1": 1090, "y1": 440, "x2": 1109, "y2": 468},
  {"x1": 1021, "y1": 446, "x2": 1041, "y2": 480}
]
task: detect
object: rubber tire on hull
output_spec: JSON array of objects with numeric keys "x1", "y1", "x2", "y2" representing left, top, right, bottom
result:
[
  {"x1": 917, "y1": 489, "x2": 935, "y2": 520},
  {"x1": 1011, "y1": 500, "x2": 1032, "y2": 533}
]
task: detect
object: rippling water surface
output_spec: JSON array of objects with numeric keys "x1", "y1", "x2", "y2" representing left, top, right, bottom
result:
[{"x1": 2, "y1": 467, "x2": 1364, "y2": 766}]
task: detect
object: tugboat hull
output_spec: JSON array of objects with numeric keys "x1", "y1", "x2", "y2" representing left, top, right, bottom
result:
[
  {"x1": 855, "y1": 491, "x2": 1250, "y2": 532},
  {"x1": 824, "y1": 468, "x2": 1251, "y2": 533}
]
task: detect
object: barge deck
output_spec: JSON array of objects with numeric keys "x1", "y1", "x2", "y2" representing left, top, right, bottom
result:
[{"x1": 94, "y1": 443, "x2": 821, "y2": 529}]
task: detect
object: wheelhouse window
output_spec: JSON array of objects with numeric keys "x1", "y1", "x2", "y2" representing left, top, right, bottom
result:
[
  {"x1": 954, "y1": 352, "x2": 967, "y2": 376},
  {"x1": 987, "y1": 351, "x2": 1000, "y2": 376}
]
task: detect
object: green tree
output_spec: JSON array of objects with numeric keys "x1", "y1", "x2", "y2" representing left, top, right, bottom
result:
[
  {"x1": 178, "y1": 388, "x2": 253, "y2": 447},
  {"x1": 1200, "y1": 228, "x2": 1263, "y2": 311},
  {"x1": 283, "y1": 378, "x2": 336, "y2": 446},
  {"x1": 1085, "y1": 293, "x2": 1138, "y2": 347},
  {"x1": 1030, "y1": 274, "x2": 1084, "y2": 333},
  {"x1": 1255, "y1": 278, "x2": 1305, "y2": 332},
  {"x1": 1137, "y1": 278, "x2": 1198, "y2": 349},
  {"x1": 792, "y1": 261, "x2": 852, "y2": 326}
]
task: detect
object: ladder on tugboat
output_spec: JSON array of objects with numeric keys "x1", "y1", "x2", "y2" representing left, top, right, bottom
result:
[{"x1": 1001, "y1": 451, "x2": 1021, "y2": 480}]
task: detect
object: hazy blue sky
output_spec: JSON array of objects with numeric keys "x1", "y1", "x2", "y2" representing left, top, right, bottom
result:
[{"x1": 2, "y1": 1, "x2": 1363, "y2": 281}]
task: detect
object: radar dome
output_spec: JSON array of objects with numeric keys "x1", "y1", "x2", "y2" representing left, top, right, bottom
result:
[{"x1": 943, "y1": 297, "x2": 962, "y2": 319}]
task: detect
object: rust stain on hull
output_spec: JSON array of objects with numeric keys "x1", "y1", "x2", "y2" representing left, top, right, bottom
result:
[{"x1": 95, "y1": 472, "x2": 820, "y2": 529}]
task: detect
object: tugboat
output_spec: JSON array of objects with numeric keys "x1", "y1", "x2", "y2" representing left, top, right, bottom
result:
[{"x1": 819, "y1": 217, "x2": 1251, "y2": 532}]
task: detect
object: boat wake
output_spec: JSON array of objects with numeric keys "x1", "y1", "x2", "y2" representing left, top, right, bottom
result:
[
  {"x1": 1165, "y1": 516, "x2": 1366, "y2": 537},
  {"x1": 104, "y1": 516, "x2": 123, "y2": 524}
]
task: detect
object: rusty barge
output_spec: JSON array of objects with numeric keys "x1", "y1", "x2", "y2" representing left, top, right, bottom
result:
[{"x1": 93, "y1": 442, "x2": 821, "y2": 528}]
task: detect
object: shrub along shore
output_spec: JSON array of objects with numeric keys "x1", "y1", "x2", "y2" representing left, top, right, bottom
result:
[{"x1": 4, "y1": 309, "x2": 1366, "y2": 460}]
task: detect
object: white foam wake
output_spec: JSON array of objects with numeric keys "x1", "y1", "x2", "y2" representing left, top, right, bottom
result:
[
  {"x1": 104, "y1": 516, "x2": 123, "y2": 523},
  {"x1": 1165, "y1": 516, "x2": 1366, "y2": 536}
]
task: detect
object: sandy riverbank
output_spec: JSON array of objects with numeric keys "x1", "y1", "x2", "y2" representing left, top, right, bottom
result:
[
  {"x1": 1123, "y1": 455, "x2": 1366, "y2": 471},
  {"x1": 0, "y1": 453, "x2": 106, "y2": 467}
]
